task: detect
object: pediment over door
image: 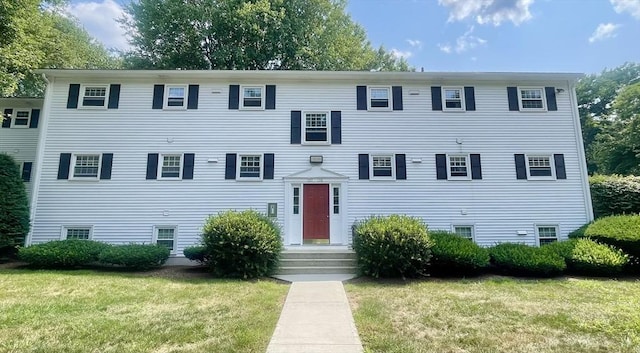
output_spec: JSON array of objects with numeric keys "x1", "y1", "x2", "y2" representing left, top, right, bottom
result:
[{"x1": 283, "y1": 166, "x2": 349, "y2": 181}]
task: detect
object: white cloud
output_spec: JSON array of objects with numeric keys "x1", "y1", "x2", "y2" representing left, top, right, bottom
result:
[
  {"x1": 439, "y1": 26, "x2": 487, "y2": 54},
  {"x1": 438, "y1": 0, "x2": 534, "y2": 26},
  {"x1": 390, "y1": 49, "x2": 413, "y2": 59},
  {"x1": 611, "y1": 0, "x2": 640, "y2": 19},
  {"x1": 65, "y1": 0, "x2": 130, "y2": 50},
  {"x1": 588, "y1": 23, "x2": 621, "y2": 43},
  {"x1": 406, "y1": 39, "x2": 423, "y2": 49}
]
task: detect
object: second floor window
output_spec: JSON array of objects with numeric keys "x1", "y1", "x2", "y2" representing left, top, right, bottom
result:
[
  {"x1": 304, "y1": 112, "x2": 329, "y2": 143},
  {"x1": 82, "y1": 86, "x2": 108, "y2": 107},
  {"x1": 166, "y1": 86, "x2": 186, "y2": 108},
  {"x1": 242, "y1": 86, "x2": 263, "y2": 108},
  {"x1": 161, "y1": 155, "x2": 182, "y2": 178},
  {"x1": 73, "y1": 154, "x2": 100, "y2": 178}
]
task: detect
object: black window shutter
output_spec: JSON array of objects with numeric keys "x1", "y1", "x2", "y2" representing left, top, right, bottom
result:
[
  {"x1": 187, "y1": 85, "x2": 199, "y2": 110},
  {"x1": 358, "y1": 154, "x2": 369, "y2": 180},
  {"x1": 436, "y1": 154, "x2": 447, "y2": 180},
  {"x1": 264, "y1": 153, "x2": 274, "y2": 179},
  {"x1": 392, "y1": 86, "x2": 403, "y2": 111},
  {"x1": 470, "y1": 154, "x2": 482, "y2": 179},
  {"x1": 225, "y1": 153, "x2": 237, "y2": 179},
  {"x1": 266, "y1": 85, "x2": 276, "y2": 110},
  {"x1": 464, "y1": 87, "x2": 476, "y2": 111},
  {"x1": 431, "y1": 86, "x2": 442, "y2": 111},
  {"x1": 182, "y1": 153, "x2": 195, "y2": 179},
  {"x1": 100, "y1": 153, "x2": 113, "y2": 180},
  {"x1": 22, "y1": 162, "x2": 32, "y2": 182},
  {"x1": 395, "y1": 154, "x2": 407, "y2": 180},
  {"x1": 152, "y1": 85, "x2": 164, "y2": 109},
  {"x1": 356, "y1": 86, "x2": 367, "y2": 110},
  {"x1": 57, "y1": 153, "x2": 72, "y2": 180},
  {"x1": 331, "y1": 111, "x2": 341, "y2": 144},
  {"x1": 514, "y1": 154, "x2": 527, "y2": 179},
  {"x1": 291, "y1": 111, "x2": 302, "y2": 144},
  {"x1": 554, "y1": 154, "x2": 566, "y2": 179},
  {"x1": 108, "y1": 84, "x2": 121, "y2": 109},
  {"x1": 229, "y1": 85, "x2": 240, "y2": 110},
  {"x1": 2, "y1": 108, "x2": 12, "y2": 128},
  {"x1": 67, "y1": 84, "x2": 80, "y2": 109},
  {"x1": 29, "y1": 109, "x2": 40, "y2": 128},
  {"x1": 507, "y1": 87, "x2": 519, "y2": 111},
  {"x1": 545, "y1": 87, "x2": 558, "y2": 111},
  {"x1": 146, "y1": 153, "x2": 159, "y2": 180}
]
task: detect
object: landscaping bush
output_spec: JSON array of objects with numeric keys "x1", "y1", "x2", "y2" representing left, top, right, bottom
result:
[
  {"x1": 18, "y1": 240, "x2": 110, "y2": 268},
  {"x1": 489, "y1": 243, "x2": 566, "y2": 277},
  {"x1": 590, "y1": 174, "x2": 640, "y2": 218},
  {"x1": 544, "y1": 239, "x2": 629, "y2": 276},
  {"x1": 98, "y1": 244, "x2": 170, "y2": 270},
  {"x1": 352, "y1": 215, "x2": 432, "y2": 278},
  {"x1": 183, "y1": 245, "x2": 207, "y2": 264},
  {"x1": 0, "y1": 154, "x2": 30, "y2": 256},
  {"x1": 583, "y1": 215, "x2": 640, "y2": 258},
  {"x1": 568, "y1": 224, "x2": 590, "y2": 239},
  {"x1": 429, "y1": 231, "x2": 490, "y2": 276},
  {"x1": 201, "y1": 210, "x2": 282, "y2": 279}
]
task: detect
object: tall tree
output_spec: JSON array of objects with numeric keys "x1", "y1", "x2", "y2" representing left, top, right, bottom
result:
[
  {"x1": 121, "y1": 0, "x2": 410, "y2": 71},
  {"x1": 0, "y1": 0, "x2": 121, "y2": 97}
]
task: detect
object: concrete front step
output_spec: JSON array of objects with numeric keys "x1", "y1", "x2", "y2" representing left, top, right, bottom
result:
[
  {"x1": 276, "y1": 249, "x2": 358, "y2": 275},
  {"x1": 280, "y1": 258, "x2": 356, "y2": 268},
  {"x1": 280, "y1": 250, "x2": 356, "y2": 260},
  {"x1": 277, "y1": 266, "x2": 358, "y2": 275}
]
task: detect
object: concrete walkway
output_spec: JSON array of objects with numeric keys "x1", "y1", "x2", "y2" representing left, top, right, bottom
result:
[{"x1": 266, "y1": 281, "x2": 364, "y2": 353}]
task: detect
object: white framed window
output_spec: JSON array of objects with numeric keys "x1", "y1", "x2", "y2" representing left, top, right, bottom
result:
[
  {"x1": 371, "y1": 155, "x2": 394, "y2": 179},
  {"x1": 154, "y1": 226, "x2": 176, "y2": 252},
  {"x1": 11, "y1": 109, "x2": 31, "y2": 128},
  {"x1": 303, "y1": 112, "x2": 330, "y2": 144},
  {"x1": 527, "y1": 155, "x2": 554, "y2": 178},
  {"x1": 333, "y1": 186, "x2": 340, "y2": 214},
  {"x1": 159, "y1": 154, "x2": 182, "y2": 179},
  {"x1": 237, "y1": 154, "x2": 262, "y2": 180},
  {"x1": 448, "y1": 155, "x2": 470, "y2": 179},
  {"x1": 518, "y1": 87, "x2": 546, "y2": 111},
  {"x1": 537, "y1": 225, "x2": 558, "y2": 246},
  {"x1": 164, "y1": 85, "x2": 187, "y2": 109},
  {"x1": 453, "y1": 225, "x2": 474, "y2": 241},
  {"x1": 80, "y1": 85, "x2": 109, "y2": 108},
  {"x1": 72, "y1": 154, "x2": 101, "y2": 179},
  {"x1": 293, "y1": 186, "x2": 300, "y2": 215},
  {"x1": 241, "y1": 86, "x2": 264, "y2": 109},
  {"x1": 368, "y1": 86, "x2": 391, "y2": 110},
  {"x1": 62, "y1": 226, "x2": 92, "y2": 240},
  {"x1": 442, "y1": 87, "x2": 464, "y2": 111}
]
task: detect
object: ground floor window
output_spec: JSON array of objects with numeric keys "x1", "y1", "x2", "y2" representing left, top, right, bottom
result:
[
  {"x1": 155, "y1": 227, "x2": 176, "y2": 251},
  {"x1": 537, "y1": 226, "x2": 558, "y2": 246},
  {"x1": 64, "y1": 227, "x2": 91, "y2": 240},
  {"x1": 453, "y1": 225, "x2": 474, "y2": 240}
]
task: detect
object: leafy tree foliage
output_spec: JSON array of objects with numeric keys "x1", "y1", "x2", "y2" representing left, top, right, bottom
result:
[
  {"x1": 122, "y1": 0, "x2": 410, "y2": 71},
  {"x1": 0, "y1": 154, "x2": 30, "y2": 254},
  {"x1": 0, "y1": 0, "x2": 121, "y2": 97}
]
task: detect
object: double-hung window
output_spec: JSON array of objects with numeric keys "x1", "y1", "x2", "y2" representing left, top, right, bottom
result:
[
  {"x1": 81, "y1": 85, "x2": 108, "y2": 108},
  {"x1": 448, "y1": 155, "x2": 469, "y2": 179},
  {"x1": 241, "y1": 86, "x2": 263, "y2": 109},
  {"x1": 528, "y1": 156, "x2": 552, "y2": 177},
  {"x1": 10, "y1": 110, "x2": 31, "y2": 128},
  {"x1": 519, "y1": 88, "x2": 545, "y2": 110},
  {"x1": 369, "y1": 87, "x2": 390, "y2": 109},
  {"x1": 371, "y1": 155, "x2": 394, "y2": 178},
  {"x1": 304, "y1": 112, "x2": 329, "y2": 144},
  {"x1": 155, "y1": 226, "x2": 176, "y2": 252},
  {"x1": 443, "y1": 87, "x2": 464, "y2": 110},
  {"x1": 160, "y1": 154, "x2": 182, "y2": 179},
  {"x1": 453, "y1": 225, "x2": 474, "y2": 240},
  {"x1": 63, "y1": 227, "x2": 92, "y2": 240},
  {"x1": 165, "y1": 85, "x2": 186, "y2": 108},
  {"x1": 537, "y1": 226, "x2": 558, "y2": 246},
  {"x1": 238, "y1": 155, "x2": 262, "y2": 179},
  {"x1": 72, "y1": 154, "x2": 101, "y2": 179}
]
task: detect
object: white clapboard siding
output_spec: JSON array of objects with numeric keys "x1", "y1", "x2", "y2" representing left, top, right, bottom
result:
[{"x1": 28, "y1": 71, "x2": 591, "y2": 253}]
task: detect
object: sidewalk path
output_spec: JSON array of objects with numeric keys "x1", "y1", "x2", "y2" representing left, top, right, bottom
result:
[{"x1": 266, "y1": 281, "x2": 364, "y2": 353}]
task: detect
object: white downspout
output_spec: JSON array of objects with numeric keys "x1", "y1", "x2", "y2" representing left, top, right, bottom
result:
[{"x1": 568, "y1": 79, "x2": 594, "y2": 222}]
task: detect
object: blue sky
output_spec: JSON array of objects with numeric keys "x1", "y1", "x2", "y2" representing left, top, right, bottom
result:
[{"x1": 67, "y1": 0, "x2": 640, "y2": 74}]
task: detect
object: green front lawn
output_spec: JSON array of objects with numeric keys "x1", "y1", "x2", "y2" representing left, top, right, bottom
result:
[
  {"x1": 0, "y1": 269, "x2": 289, "y2": 353},
  {"x1": 346, "y1": 277, "x2": 640, "y2": 353}
]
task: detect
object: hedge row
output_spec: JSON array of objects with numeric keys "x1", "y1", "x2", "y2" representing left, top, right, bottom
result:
[
  {"x1": 590, "y1": 174, "x2": 640, "y2": 218},
  {"x1": 18, "y1": 240, "x2": 169, "y2": 270}
]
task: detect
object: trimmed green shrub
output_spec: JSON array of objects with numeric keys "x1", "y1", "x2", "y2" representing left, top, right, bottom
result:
[
  {"x1": 98, "y1": 244, "x2": 170, "y2": 270},
  {"x1": 583, "y1": 215, "x2": 640, "y2": 258},
  {"x1": 590, "y1": 174, "x2": 640, "y2": 218},
  {"x1": 352, "y1": 215, "x2": 432, "y2": 278},
  {"x1": 201, "y1": 210, "x2": 282, "y2": 279},
  {"x1": 183, "y1": 245, "x2": 207, "y2": 264},
  {"x1": 0, "y1": 154, "x2": 30, "y2": 255},
  {"x1": 18, "y1": 240, "x2": 110, "y2": 268},
  {"x1": 489, "y1": 243, "x2": 566, "y2": 277},
  {"x1": 544, "y1": 239, "x2": 629, "y2": 276},
  {"x1": 429, "y1": 231, "x2": 490, "y2": 276},
  {"x1": 568, "y1": 224, "x2": 590, "y2": 239}
]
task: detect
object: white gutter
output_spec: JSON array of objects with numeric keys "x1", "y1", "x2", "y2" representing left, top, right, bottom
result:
[{"x1": 568, "y1": 79, "x2": 594, "y2": 223}]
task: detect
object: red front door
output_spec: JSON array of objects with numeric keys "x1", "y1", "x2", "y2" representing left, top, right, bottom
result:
[{"x1": 303, "y1": 184, "x2": 330, "y2": 244}]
